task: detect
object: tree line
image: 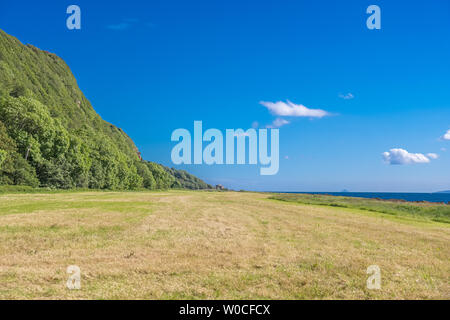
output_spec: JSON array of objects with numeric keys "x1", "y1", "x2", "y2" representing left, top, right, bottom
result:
[{"x1": 0, "y1": 30, "x2": 211, "y2": 190}]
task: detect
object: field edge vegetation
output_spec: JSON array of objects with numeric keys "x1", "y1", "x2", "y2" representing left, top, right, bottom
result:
[{"x1": 269, "y1": 193, "x2": 450, "y2": 224}]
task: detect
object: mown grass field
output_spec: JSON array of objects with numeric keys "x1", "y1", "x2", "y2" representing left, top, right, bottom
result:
[
  {"x1": 270, "y1": 193, "x2": 450, "y2": 224},
  {"x1": 0, "y1": 190, "x2": 448, "y2": 299}
]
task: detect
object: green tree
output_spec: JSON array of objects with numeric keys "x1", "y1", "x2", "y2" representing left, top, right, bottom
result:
[
  {"x1": 145, "y1": 162, "x2": 176, "y2": 189},
  {"x1": 135, "y1": 161, "x2": 156, "y2": 189},
  {"x1": 0, "y1": 149, "x2": 6, "y2": 168}
]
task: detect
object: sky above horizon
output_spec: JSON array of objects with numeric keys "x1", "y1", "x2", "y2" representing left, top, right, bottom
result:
[{"x1": 1, "y1": 0, "x2": 449, "y2": 192}]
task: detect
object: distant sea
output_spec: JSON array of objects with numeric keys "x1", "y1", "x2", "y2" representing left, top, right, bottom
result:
[{"x1": 279, "y1": 192, "x2": 450, "y2": 204}]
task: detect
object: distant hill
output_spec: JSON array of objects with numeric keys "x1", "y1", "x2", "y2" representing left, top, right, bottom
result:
[
  {"x1": 436, "y1": 190, "x2": 450, "y2": 194},
  {"x1": 0, "y1": 29, "x2": 211, "y2": 190}
]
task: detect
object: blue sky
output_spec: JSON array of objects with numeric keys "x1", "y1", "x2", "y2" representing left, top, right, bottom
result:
[{"x1": 1, "y1": 0, "x2": 449, "y2": 192}]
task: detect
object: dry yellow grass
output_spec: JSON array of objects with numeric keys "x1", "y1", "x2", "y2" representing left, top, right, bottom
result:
[{"x1": 0, "y1": 190, "x2": 448, "y2": 299}]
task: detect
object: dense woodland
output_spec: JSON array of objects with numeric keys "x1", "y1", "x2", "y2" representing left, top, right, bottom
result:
[{"x1": 0, "y1": 30, "x2": 211, "y2": 190}]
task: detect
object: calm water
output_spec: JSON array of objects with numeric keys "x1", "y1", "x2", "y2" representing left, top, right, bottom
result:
[{"x1": 282, "y1": 192, "x2": 450, "y2": 204}]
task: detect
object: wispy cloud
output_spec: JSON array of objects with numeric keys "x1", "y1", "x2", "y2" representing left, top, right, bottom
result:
[
  {"x1": 442, "y1": 129, "x2": 450, "y2": 140},
  {"x1": 266, "y1": 118, "x2": 289, "y2": 129},
  {"x1": 260, "y1": 100, "x2": 329, "y2": 118},
  {"x1": 338, "y1": 93, "x2": 354, "y2": 100},
  {"x1": 233, "y1": 131, "x2": 251, "y2": 137},
  {"x1": 123, "y1": 18, "x2": 139, "y2": 23},
  {"x1": 106, "y1": 22, "x2": 131, "y2": 30},
  {"x1": 106, "y1": 18, "x2": 143, "y2": 31},
  {"x1": 382, "y1": 148, "x2": 438, "y2": 165}
]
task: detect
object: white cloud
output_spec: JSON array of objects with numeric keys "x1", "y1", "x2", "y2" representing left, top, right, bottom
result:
[
  {"x1": 338, "y1": 93, "x2": 354, "y2": 100},
  {"x1": 260, "y1": 100, "x2": 329, "y2": 118},
  {"x1": 266, "y1": 118, "x2": 289, "y2": 129},
  {"x1": 443, "y1": 130, "x2": 450, "y2": 140},
  {"x1": 382, "y1": 148, "x2": 437, "y2": 165}
]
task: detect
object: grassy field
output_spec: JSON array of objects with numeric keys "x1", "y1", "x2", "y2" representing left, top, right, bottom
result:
[
  {"x1": 270, "y1": 193, "x2": 450, "y2": 224},
  {"x1": 0, "y1": 190, "x2": 448, "y2": 299}
]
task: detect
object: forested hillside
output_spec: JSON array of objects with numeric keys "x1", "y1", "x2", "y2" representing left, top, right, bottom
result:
[{"x1": 0, "y1": 30, "x2": 211, "y2": 190}]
